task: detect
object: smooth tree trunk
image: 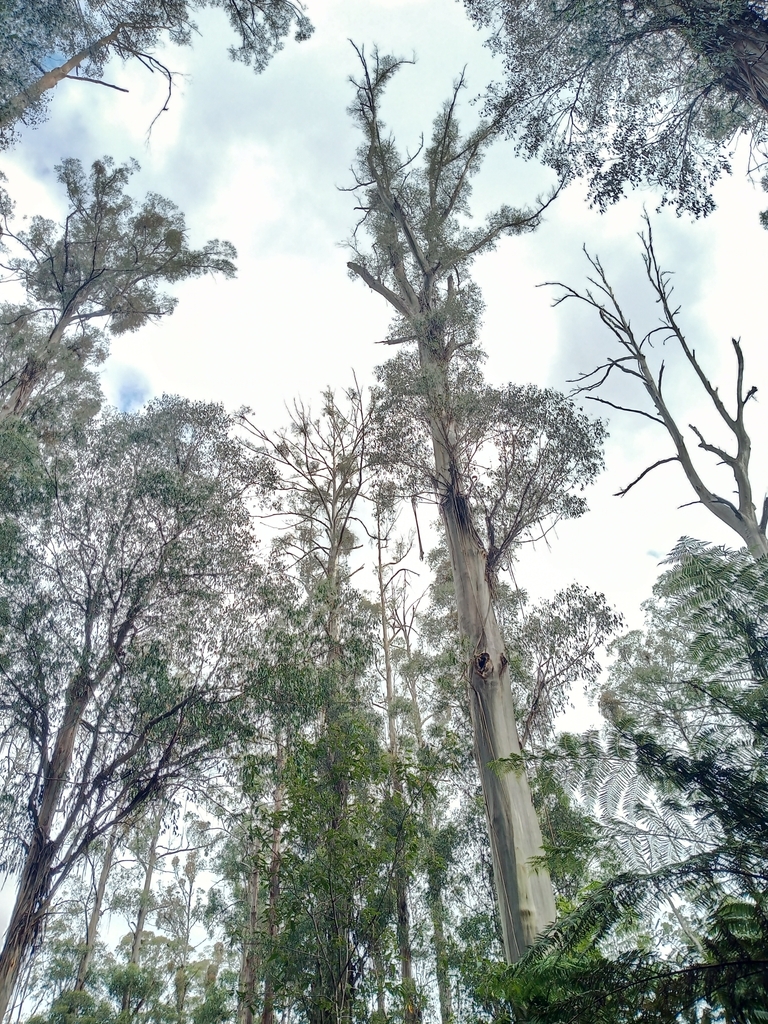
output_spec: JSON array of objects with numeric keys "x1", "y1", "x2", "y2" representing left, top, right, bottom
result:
[
  {"x1": 74, "y1": 833, "x2": 118, "y2": 990},
  {"x1": 0, "y1": 674, "x2": 92, "y2": 1020},
  {"x1": 376, "y1": 525, "x2": 420, "y2": 1024},
  {"x1": 0, "y1": 27, "x2": 123, "y2": 132},
  {"x1": 348, "y1": 123, "x2": 558, "y2": 956},
  {"x1": 238, "y1": 845, "x2": 262, "y2": 1024},
  {"x1": 404, "y1": 635, "x2": 452, "y2": 1024},
  {"x1": 373, "y1": 950, "x2": 387, "y2": 1021},
  {"x1": 122, "y1": 808, "x2": 163, "y2": 1012},
  {"x1": 396, "y1": 880, "x2": 419, "y2": 1024},
  {"x1": 261, "y1": 741, "x2": 285, "y2": 1024},
  {"x1": 419, "y1": 338, "x2": 557, "y2": 961},
  {"x1": 428, "y1": 898, "x2": 453, "y2": 1024},
  {"x1": 130, "y1": 809, "x2": 162, "y2": 964}
]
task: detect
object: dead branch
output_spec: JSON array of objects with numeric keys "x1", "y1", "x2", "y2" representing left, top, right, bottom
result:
[{"x1": 615, "y1": 457, "x2": 680, "y2": 497}]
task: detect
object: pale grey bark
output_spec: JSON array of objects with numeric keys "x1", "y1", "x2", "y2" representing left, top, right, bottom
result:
[
  {"x1": 346, "y1": 52, "x2": 558, "y2": 961},
  {"x1": 129, "y1": 809, "x2": 163, "y2": 967},
  {"x1": 74, "y1": 833, "x2": 118, "y2": 990},
  {"x1": 558, "y1": 219, "x2": 768, "y2": 559},
  {"x1": 238, "y1": 843, "x2": 262, "y2": 1024},
  {"x1": 261, "y1": 741, "x2": 285, "y2": 1024},
  {"x1": 374, "y1": 515, "x2": 419, "y2": 1024},
  {"x1": 395, "y1": 587, "x2": 454, "y2": 1023},
  {"x1": 0, "y1": 27, "x2": 123, "y2": 132},
  {"x1": 428, "y1": 900, "x2": 453, "y2": 1024},
  {"x1": 122, "y1": 807, "x2": 162, "y2": 1017},
  {"x1": 428, "y1": 389, "x2": 556, "y2": 956}
]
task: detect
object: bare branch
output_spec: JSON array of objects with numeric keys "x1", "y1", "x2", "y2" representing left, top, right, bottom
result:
[
  {"x1": 65, "y1": 75, "x2": 129, "y2": 93},
  {"x1": 375, "y1": 334, "x2": 417, "y2": 346},
  {"x1": 615, "y1": 457, "x2": 680, "y2": 497},
  {"x1": 347, "y1": 261, "x2": 413, "y2": 319},
  {"x1": 584, "y1": 395, "x2": 666, "y2": 424},
  {"x1": 688, "y1": 423, "x2": 736, "y2": 467}
]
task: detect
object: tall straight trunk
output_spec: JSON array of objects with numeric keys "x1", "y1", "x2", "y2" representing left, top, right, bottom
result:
[
  {"x1": 428, "y1": 897, "x2": 453, "y2": 1024},
  {"x1": 396, "y1": 878, "x2": 418, "y2": 1024},
  {"x1": 0, "y1": 27, "x2": 123, "y2": 131},
  {"x1": 376, "y1": 525, "x2": 419, "y2": 1024},
  {"x1": 418, "y1": 339, "x2": 556, "y2": 962},
  {"x1": 0, "y1": 675, "x2": 91, "y2": 1020},
  {"x1": 238, "y1": 845, "x2": 262, "y2": 1024},
  {"x1": 122, "y1": 807, "x2": 163, "y2": 1012},
  {"x1": 372, "y1": 950, "x2": 387, "y2": 1021},
  {"x1": 74, "y1": 833, "x2": 118, "y2": 990},
  {"x1": 404, "y1": 646, "x2": 452, "y2": 1024},
  {"x1": 261, "y1": 740, "x2": 285, "y2": 1024},
  {"x1": 130, "y1": 809, "x2": 163, "y2": 965}
]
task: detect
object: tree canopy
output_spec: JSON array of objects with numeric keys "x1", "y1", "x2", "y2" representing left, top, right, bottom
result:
[
  {"x1": 465, "y1": 0, "x2": 768, "y2": 215},
  {"x1": 2, "y1": 2, "x2": 768, "y2": 1023},
  {"x1": 0, "y1": 0, "x2": 312, "y2": 145}
]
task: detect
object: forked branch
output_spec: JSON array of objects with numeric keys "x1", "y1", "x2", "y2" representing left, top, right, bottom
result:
[{"x1": 554, "y1": 222, "x2": 767, "y2": 558}]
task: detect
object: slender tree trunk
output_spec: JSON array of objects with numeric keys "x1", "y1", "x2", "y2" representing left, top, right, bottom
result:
[
  {"x1": 376, "y1": 525, "x2": 420, "y2": 1024},
  {"x1": 396, "y1": 877, "x2": 419, "y2": 1024},
  {"x1": 238, "y1": 845, "x2": 262, "y2": 1024},
  {"x1": 419, "y1": 339, "x2": 556, "y2": 962},
  {"x1": 373, "y1": 949, "x2": 387, "y2": 1022},
  {"x1": 0, "y1": 676, "x2": 92, "y2": 1020},
  {"x1": 122, "y1": 807, "x2": 163, "y2": 1012},
  {"x1": 0, "y1": 27, "x2": 123, "y2": 131},
  {"x1": 261, "y1": 740, "x2": 285, "y2": 1024},
  {"x1": 405, "y1": 662, "x2": 452, "y2": 1024},
  {"x1": 428, "y1": 897, "x2": 453, "y2": 1024},
  {"x1": 74, "y1": 833, "x2": 118, "y2": 991}
]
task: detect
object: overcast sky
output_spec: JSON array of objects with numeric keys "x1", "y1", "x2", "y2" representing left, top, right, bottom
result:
[{"x1": 3, "y1": 0, "x2": 768, "y2": 651}]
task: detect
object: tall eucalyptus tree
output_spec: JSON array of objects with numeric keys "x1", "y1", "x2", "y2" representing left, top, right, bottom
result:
[
  {"x1": 0, "y1": 397, "x2": 266, "y2": 1018},
  {"x1": 0, "y1": 157, "x2": 235, "y2": 432},
  {"x1": 551, "y1": 219, "x2": 768, "y2": 558},
  {"x1": 345, "y1": 48, "x2": 605, "y2": 961},
  {"x1": 466, "y1": 0, "x2": 768, "y2": 215}
]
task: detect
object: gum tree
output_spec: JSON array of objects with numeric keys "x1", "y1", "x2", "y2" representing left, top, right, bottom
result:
[
  {"x1": 552, "y1": 219, "x2": 768, "y2": 558},
  {"x1": 0, "y1": 157, "x2": 235, "y2": 432},
  {"x1": 345, "y1": 48, "x2": 605, "y2": 962},
  {"x1": 465, "y1": 0, "x2": 768, "y2": 216},
  {"x1": 0, "y1": 0, "x2": 312, "y2": 146},
  {"x1": 0, "y1": 397, "x2": 266, "y2": 1018}
]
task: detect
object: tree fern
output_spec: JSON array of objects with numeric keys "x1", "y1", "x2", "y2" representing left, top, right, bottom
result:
[{"x1": 490, "y1": 544, "x2": 768, "y2": 1022}]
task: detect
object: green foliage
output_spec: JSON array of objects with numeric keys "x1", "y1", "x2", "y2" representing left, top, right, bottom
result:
[
  {"x1": 0, "y1": 395, "x2": 268, "y2": 998},
  {"x1": 28, "y1": 991, "x2": 116, "y2": 1024},
  {"x1": 465, "y1": 0, "x2": 768, "y2": 215},
  {"x1": 489, "y1": 543, "x2": 768, "y2": 1022},
  {"x1": 0, "y1": 0, "x2": 312, "y2": 144},
  {"x1": 0, "y1": 158, "x2": 235, "y2": 433}
]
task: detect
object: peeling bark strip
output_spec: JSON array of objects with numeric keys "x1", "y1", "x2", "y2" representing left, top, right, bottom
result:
[
  {"x1": 715, "y1": 16, "x2": 768, "y2": 113},
  {"x1": 435, "y1": 408, "x2": 556, "y2": 957},
  {"x1": 0, "y1": 673, "x2": 92, "y2": 1020}
]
